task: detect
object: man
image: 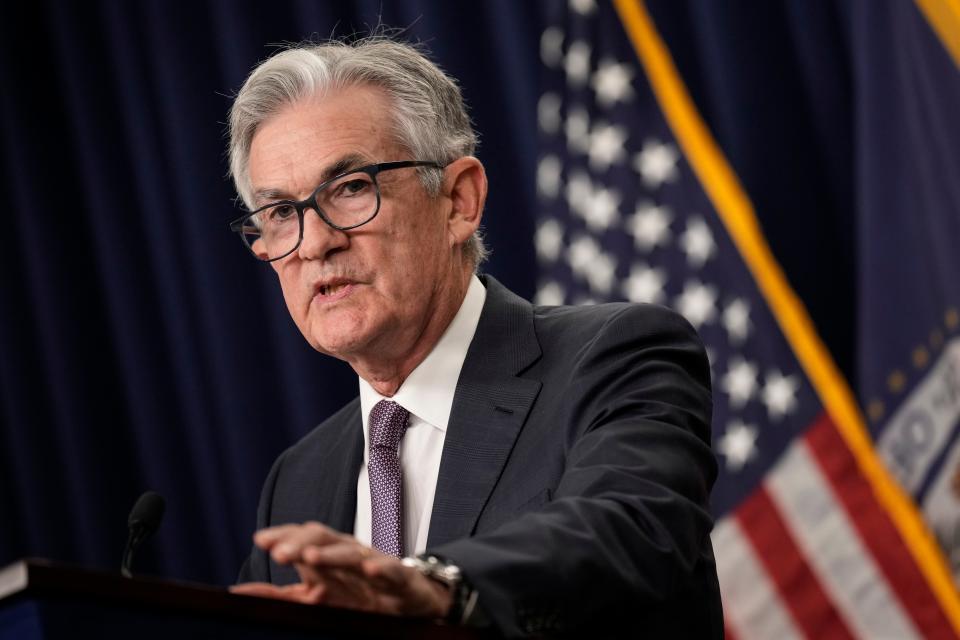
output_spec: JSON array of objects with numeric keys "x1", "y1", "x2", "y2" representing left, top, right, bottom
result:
[{"x1": 227, "y1": 37, "x2": 722, "y2": 637}]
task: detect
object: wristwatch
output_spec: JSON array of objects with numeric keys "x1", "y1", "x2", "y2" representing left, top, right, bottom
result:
[{"x1": 401, "y1": 554, "x2": 479, "y2": 625}]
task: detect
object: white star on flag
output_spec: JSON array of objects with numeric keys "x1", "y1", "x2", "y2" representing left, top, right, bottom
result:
[
  {"x1": 622, "y1": 263, "x2": 667, "y2": 304},
  {"x1": 537, "y1": 155, "x2": 562, "y2": 199},
  {"x1": 535, "y1": 218, "x2": 564, "y2": 262},
  {"x1": 718, "y1": 420, "x2": 758, "y2": 471},
  {"x1": 633, "y1": 139, "x2": 679, "y2": 188},
  {"x1": 540, "y1": 27, "x2": 564, "y2": 68},
  {"x1": 564, "y1": 41, "x2": 592, "y2": 87},
  {"x1": 565, "y1": 106, "x2": 591, "y2": 154},
  {"x1": 588, "y1": 122, "x2": 628, "y2": 171},
  {"x1": 721, "y1": 356, "x2": 758, "y2": 409},
  {"x1": 569, "y1": 0, "x2": 596, "y2": 15},
  {"x1": 591, "y1": 59, "x2": 635, "y2": 107},
  {"x1": 674, "y1": 279, "x2": 718, "y2": 329},
  {"x1": 534, "y1": 281, "x2": 566, "y2": 306},
  {"x1": 581, "y1": 185, "x2": 621, "y2": 231},
  {"x1": 565, "y1": 170, "x2": 593, "y2": 217},
  {"x1": 538, "y1": 92, "x2": 562, "y2": 134},
  {"x1": 679, "y1": 216, "x2": 716, "y2": 268},
  {"x1": 625, "y1": 201, "x2": 672, "y2": 251},
  {"x1": 762, "y1": 369, "x2": 800, "y2": 420},
  {"x1": 566, "y1": 233, "x2": 601, "y2": 275},
  {"x1": 722, "y1": 298, "x2": 752, "y2": 344},
  {"x1": 583, "y1": 251, "x2": 617, "y2": 294}
]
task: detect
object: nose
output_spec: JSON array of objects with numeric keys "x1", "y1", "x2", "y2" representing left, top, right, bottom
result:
[{"x1": 298, "y1": 207, "x2": 348, "y2": 260}]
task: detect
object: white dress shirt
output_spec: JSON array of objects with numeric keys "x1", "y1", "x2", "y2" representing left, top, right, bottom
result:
[{"x1": 354, "y1": 275, "x2": 487, "y2": 556}]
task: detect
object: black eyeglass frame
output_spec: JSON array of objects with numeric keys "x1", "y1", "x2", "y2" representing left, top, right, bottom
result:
[{"x1": 229, "y1": 160, "x2": 444, "y2": 262}]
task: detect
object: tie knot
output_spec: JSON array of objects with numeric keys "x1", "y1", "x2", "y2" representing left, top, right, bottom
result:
[{"x1": 369, "y1": 400, "x2": 409, "y2": 450}]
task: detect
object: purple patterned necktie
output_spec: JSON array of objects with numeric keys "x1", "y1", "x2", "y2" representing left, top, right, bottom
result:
[{"x1": 368, "y1": 399, "x2": 409, "y2": 557}]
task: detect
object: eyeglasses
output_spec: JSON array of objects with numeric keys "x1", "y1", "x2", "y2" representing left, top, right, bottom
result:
[{"x1": 229, "y1": 160, "x2": 443, "y2": 262}]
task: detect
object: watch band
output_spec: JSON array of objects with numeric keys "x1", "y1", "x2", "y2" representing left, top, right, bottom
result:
[{"x1": 401, "y1": 554, "x2": 479, "y2": 625}]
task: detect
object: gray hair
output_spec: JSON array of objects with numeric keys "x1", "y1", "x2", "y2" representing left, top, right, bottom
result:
[{"x1": 228, "y1": 37, "x2": 488, "y2": 268}]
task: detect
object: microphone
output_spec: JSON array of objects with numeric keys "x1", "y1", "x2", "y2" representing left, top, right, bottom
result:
[{"x1": 121, "y1": 491, "x2": 166, "y2": 578}]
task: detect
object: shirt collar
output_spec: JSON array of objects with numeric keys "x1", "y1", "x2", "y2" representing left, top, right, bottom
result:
[{"x1": 359, "y1": 274, "x2": 487, "y2": 432}]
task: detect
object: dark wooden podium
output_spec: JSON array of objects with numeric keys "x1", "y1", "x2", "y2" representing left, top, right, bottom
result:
[{"x1": 0, "y1": 559, "x2": 487, "y2": 639}]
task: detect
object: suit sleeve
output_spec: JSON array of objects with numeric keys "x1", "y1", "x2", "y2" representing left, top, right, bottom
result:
[{"x1": 430, "y1": 305, "x2": 720, "y2": 636}]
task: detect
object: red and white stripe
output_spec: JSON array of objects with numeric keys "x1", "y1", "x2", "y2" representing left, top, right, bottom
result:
[
  {"x1": 714, "y1": 516, "x2": 804, "y2": 639},
  {"x1": 715, "y1": 414, "x2": 956, "y2": 639}
]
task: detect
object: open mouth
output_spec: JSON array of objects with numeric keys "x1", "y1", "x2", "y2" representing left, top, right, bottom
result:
[{"x1": 319, "y1": 283, "x2": 349, "y2": 296}]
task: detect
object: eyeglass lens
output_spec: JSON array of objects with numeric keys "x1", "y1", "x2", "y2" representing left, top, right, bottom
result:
[{"x1": 241, "y1": 170, "x2": 380, "y2": 261}]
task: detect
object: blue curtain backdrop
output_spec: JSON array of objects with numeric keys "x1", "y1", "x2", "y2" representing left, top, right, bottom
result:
[{"x1": 0, "y1": 1, "x2": 860, "y2": 586}]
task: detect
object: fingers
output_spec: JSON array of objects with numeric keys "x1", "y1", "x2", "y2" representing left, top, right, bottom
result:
[
  {"x1": 242, "y1": 523, "x2": 451, "y2": 617},
  {"x1": 301, "y1": 540, "x2": 378, "y2": 568},
  {"x1": 229, "y1": 581, "x2": 278, "y2": 596},
  {"x1": 294, "y1": 542, "x2": 384, "y2": 589},
  {"x1": 253, "y1": 522, "x2": 384, "y2": 593},
  {"x1": 230, "y1": 581, "x2": 326, "y2": 605},
  {"x1": 254, "y1": 521, "x2": 333, "y2": 547},
  {"x1": 253, "y1": 521, "x2": 346, "y2": 564},
  {"x1": 298, "y1": 542, "x2": 417, "y2": 596}
]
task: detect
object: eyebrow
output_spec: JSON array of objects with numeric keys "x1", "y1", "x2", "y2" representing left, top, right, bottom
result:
[
  {"x1": 251, "y1": 153, "x2": 371, "y2": 205},
  {"x1": 321, "y1": 153, "x2": 368, "y2": 182}
]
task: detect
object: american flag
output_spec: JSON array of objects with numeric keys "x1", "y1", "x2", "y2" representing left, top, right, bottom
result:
[{"x1": 534, "y1": 1, "x2": 960, "y2": 637}]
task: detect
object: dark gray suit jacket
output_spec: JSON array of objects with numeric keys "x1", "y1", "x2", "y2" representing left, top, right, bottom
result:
[{"x1": 240, "y1": 275, "x2": 723, "y2": 637}]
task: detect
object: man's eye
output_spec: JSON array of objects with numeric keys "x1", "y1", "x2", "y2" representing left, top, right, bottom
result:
[
  {"x1": 266, "y1": 204, "x2": 297, "y2": 221},
  {"x1": 335, "y1": 178, "x2": 373, "y2": 197}
]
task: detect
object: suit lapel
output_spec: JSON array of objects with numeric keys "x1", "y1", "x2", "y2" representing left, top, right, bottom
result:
[
  {"x1": 271, "y1": 403, "x2": 363, "y2": 586},
  {"x1": 316, "y1": 403, "x2": 363, "y2": 534},
  {"x1": 427, "y1": 276, "x2": 542, "y2": 547}
]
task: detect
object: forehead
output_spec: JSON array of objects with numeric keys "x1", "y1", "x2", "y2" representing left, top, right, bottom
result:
[{"x1": 248, "y1": 85, "x2": 399, "y2": 196}]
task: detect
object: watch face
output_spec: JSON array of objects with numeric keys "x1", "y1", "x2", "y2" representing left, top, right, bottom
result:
[
  {"x1": 441, "y1": 565, "x2": 462, "y2": 582},
  {"x1": 403, "y1": 555, "x2": 462, "y2": 588}
]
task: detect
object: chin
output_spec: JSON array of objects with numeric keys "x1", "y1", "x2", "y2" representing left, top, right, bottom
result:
[
  {"x1": 303, "y1": 308, "x2": 370, "y2": 354},
  {"x1": 308, "y1": 326, "x2": 371, "y2": 360}
]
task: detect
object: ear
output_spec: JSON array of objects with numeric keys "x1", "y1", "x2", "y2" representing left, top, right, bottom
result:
[{"x1": 442, "y1": 156, "x2": 487, "y2": 249}]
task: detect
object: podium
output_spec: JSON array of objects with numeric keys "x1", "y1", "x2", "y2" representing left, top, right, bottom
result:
[{"x1": 0, "y1": 559, "x2": 487, "y2": 639}]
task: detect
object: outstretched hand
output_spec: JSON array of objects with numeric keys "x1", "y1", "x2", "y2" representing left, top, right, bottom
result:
[{"x1": 229, "y1": 522, "x2": 452, "y2": 619}]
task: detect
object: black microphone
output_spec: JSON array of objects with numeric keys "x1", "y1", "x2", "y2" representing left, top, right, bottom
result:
[{"x1": 121, "y1": 491, "x2": 165, "y2": 578}]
